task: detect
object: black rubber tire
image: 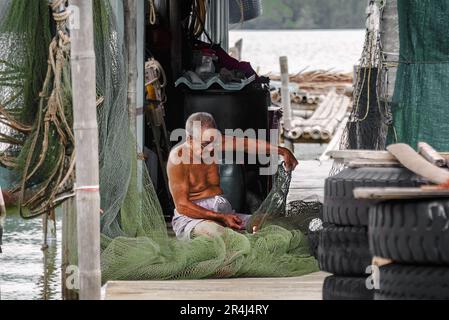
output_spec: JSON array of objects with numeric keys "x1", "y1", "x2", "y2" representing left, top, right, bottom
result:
[
  {"x1": 375, "y1": 265, "x2": 449, "y2": 300},
  {"x1": 323, "y1": 276, "x2": 374, "y2": 300},
  {"x1": 318, "y1": 225, "x2": 372, "y2": 276},
  {"x1": 324, "y1": 167, "x2": 424, "y2": 226},
  {"x1": 369, "y1": 198, "x2": 449, "y2": 265}
]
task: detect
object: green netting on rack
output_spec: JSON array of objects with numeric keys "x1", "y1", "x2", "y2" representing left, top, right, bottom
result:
[
  {"x1": 0, "y1": 0, "x2": 319, "y2": 282},
  {"x1": 391, "y1": 0, "x2": 449, "y2": 151}
]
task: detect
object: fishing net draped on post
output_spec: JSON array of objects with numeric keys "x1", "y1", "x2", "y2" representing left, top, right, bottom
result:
[
  {"x1": 339, "y1": 1, "x2": 394, "y2": 154},
  {"x1": 392, "y1": 0, "x2": 449, "y2": 151},
  {"x1": 0, "y1": 0, "x2": 318, "y2": 282}
]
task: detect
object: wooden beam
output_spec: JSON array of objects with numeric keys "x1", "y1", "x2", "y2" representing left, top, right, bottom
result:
[
  {"x1": 326, "y1": 150, "x2": 395, "y2": 161},
  {"x1": 347, "y1": 159, "x2": 401, "y2": 168},
  {"x1": 328, "y1": 145, "x2": 449, "y2": 167},
  {"x1": 70, "y1": 0, "x2": 102, "y2": 300},
  {"x1": 353, "y1": 187, "x2": 449, "y2": 200}
]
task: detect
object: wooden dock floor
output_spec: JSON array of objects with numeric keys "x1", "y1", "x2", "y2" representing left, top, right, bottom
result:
[
  {"x1": 104, "y1": 272, "x2": 329, "y2": 300},
  {"x1": 288, "y1": 160, "x2": 333, "y2": 203}
]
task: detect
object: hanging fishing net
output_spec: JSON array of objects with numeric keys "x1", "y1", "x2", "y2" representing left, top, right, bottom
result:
[
  {"x1": 391, "y1": 0, "x2": 449, "y2": 151},
  {"x1": 332, "y1": 0, "x2": 396, "y2": 175},
  {"x1": 0, "y1": 0, "x2": 319, "y2": 283}
]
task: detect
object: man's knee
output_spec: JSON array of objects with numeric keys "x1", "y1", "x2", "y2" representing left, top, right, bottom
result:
[{"x1": 192, "y1": 221, "x2": 226, "y2": 238}]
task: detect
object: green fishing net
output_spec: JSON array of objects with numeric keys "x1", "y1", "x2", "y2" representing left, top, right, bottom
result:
[
  {"x1": 0, "y1": 0, "x2": 319, "y2": 283},
  {"x1": 392, "y1": 0, "x2": 449, "y2": 151}
]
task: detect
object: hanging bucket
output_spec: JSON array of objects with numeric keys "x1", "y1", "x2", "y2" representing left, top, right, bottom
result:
[{"x1": 229, "y1": 0, "x2": 263, "y2": 24}]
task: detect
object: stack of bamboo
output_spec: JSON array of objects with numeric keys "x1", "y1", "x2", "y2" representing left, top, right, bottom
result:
[
  {"x1": 272, "y1": 91, "x2": 321, "y2": 104},
  {"x1": 270, "y1": 70, "x2": 353, "y2": 94},
  {"x1": 285, "y1": 91, "x2": 351, "y2": 142}
]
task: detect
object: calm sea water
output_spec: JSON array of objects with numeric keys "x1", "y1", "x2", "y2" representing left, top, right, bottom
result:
[
  {"x1": 230, "y1": 29, "x2": 364, "y2": 74},
  {"x1": 0, "y1": 209, "x2": 62, "y2": 300},
  {"x1": 0, "y1": 30, "x2": 364, "y2": 300}
]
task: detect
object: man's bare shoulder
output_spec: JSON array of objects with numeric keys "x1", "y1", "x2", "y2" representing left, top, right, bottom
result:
[{"x1": 168, "y1": 144, "x2": 189, "y2": 170}]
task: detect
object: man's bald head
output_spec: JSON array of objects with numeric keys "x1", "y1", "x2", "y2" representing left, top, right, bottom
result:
[{"x1": 185, "y1": 112, "x2": 217, "y2": 138}]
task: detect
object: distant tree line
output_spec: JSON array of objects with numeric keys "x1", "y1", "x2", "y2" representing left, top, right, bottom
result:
[{"x1": 232, "y1": 0, "x2": 368, "y2": 30}]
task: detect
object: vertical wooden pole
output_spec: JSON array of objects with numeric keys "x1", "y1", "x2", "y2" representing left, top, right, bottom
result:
[
  {"x1": 69, "y1": 0, "x2": 102, "y2": 300},
  {"x1": 0, "y1": 186, "x2": 6, "y2": 254},
  {"x1": 380, "y1": 0, "x2": 399, "y2": 102},
  {"x1": 280, "y1": 56, "x2": 294, "y2": 152},
  {"x1": 170, "y1": 0, "x2": 182, "y2": 78},
  {"x1": 124, "y1": 0, "x2": 137, "y2": 137},
  {"x1": 62, "y1": 198, "x2": 79, "y2": 300}
]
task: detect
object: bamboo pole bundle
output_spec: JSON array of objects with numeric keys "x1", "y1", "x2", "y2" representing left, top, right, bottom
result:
[
  {"x1": 269, "y1": 70, "x2": 353, "y2": 84},
  {"x1": 321, "y1": 96, "x2": 351, "y2": 140},
  {"x1": 288, "y1": 91, "x2": 351, "y2": 141},
  {"x1": 306, "y1": 91, "x2": 335, "y2": 122},
  {"x1": 292, "y1": 110, "x2": 314, "y2": 119}
]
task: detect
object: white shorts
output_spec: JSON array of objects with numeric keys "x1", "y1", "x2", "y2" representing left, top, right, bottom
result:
[{"x1": 171, "y1": 195, "x2": 251, "y2": 240}]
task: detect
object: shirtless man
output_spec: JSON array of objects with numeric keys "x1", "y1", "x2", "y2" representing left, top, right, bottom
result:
[{"x1": 167, "y1": 112, "x2": 298, "y2": 240}]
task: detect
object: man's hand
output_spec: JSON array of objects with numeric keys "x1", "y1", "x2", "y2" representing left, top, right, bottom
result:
[
  {"x1": 279, "y1": 147, "x2": 299, "y2": 171},
  {"x1": 220, "y1": 214, "x2": 244, "y2": 230}
]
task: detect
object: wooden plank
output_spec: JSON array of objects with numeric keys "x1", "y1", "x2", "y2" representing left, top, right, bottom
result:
[
  {"x1": 347, "y1": 159, "x2": 401, "y2": 168},
  {"x1": 353, "y1": 187, "x2": 449, "y2": 200},
  {"x1": 326, "y1": 150, "x2": 395, "y2": 161},
  {"x1": 104, "y1": 272, "x2": 329, "y2": 300},
  {"x1": 328, "y1": 148, "x2": 449, "y2": 165}
]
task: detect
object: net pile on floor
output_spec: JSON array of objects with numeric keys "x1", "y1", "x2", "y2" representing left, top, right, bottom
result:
[{"x1": 0, "y1": 0, "x2": 319, "y2": 282}]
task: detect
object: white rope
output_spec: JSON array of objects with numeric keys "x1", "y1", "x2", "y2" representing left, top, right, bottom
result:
[{"x1": 148, "y1": 0, "x2": 157, "y2": 25}]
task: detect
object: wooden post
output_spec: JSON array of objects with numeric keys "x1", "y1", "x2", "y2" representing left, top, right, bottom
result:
[
  {"x1": 280, "y1": 56, "x2": 294, "y2": 152},
  {"x1": 0, "y1": 186, "x2": 6, "y2": 254},
  {"x1": 380, "y1": 0, "x2": 399, "y2": 102},
  {"x1": 170, "y1": 0, "x2": 182, "y2": 78},
  {"x1": 69, "y1": 0, "x2": 102, "y2": 300},
  {"x1": 124, "y1": 0, "x2": 137, "y2": 137},
  {"x1": 62, "y1": 198, "x2": 79, "y2": 300}
]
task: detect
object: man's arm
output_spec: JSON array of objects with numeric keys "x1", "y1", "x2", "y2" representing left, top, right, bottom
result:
[
  {"x1": 167, "y1": 160, "x2": 242, "y2": 229},
  {"x1": 221, "y1": 136, "x2": 298, "y2": 171}
]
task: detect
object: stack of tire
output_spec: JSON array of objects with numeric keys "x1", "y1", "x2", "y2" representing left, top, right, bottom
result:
[
  {"x1": 319, "y1": 166, "x2": 424, "y2": 300},
  {"x1": 369, "y1": 198, "x2": 449, "y2": 300}
]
